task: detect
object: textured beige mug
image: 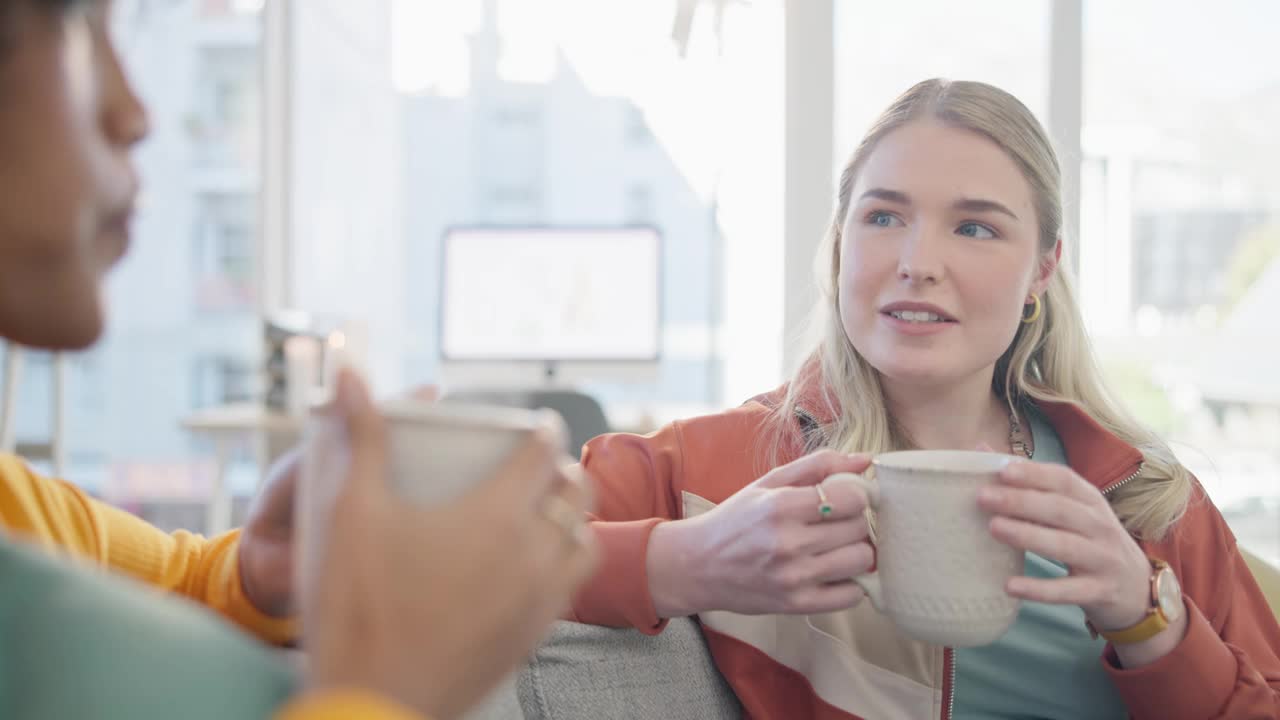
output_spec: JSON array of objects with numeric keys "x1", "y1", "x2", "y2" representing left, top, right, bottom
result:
[
  {"x1": 829, "y1": 449, "x2": 1025, "y2": 647},
  {"x1": 295, "y1": 398, "x2": 564, "y2": 720},
  {"x1": 296, "y1": 398, "x2": 563, "y2": 610}
]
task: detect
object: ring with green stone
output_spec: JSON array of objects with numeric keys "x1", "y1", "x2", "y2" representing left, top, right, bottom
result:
[{"x1": 815, "y1": 483, "x2": 835, "y2": 520}]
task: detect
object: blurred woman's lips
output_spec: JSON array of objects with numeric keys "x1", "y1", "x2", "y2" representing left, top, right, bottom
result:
[
  {"x1": 101, "y1": 168, "x2": 141, "y2": 258},
  {"x1": 99, "y1": 207, "x2": 133, "y2": 263}
]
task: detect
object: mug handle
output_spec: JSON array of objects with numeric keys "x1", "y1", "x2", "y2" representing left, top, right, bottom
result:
[{"x1": 824, "y1": 471, "x2": 884, "y2": 611}]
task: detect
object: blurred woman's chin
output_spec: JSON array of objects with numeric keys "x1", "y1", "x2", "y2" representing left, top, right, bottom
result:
[
  {"x1": 1, "y1": 302, "x2": 104, "y2": 351},
  {"x1": 97, "y1": 224, "x2": 131, "y2": 269}
]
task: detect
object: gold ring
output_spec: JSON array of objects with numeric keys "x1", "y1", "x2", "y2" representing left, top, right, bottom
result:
[
  {"x1": 815, "y1": 483, "x2": 835, "y2": 521},
  {"x1": 541, "y1": 495, "x2": 586, "y2": 545}
]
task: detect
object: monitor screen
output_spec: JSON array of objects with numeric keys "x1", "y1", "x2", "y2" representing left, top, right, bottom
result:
[{"x1": 440, "y1": 227, "x2": 662, "y2": 362}]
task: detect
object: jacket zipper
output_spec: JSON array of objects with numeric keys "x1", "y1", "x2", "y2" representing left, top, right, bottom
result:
[
  {"x1": 943, "y1": 647, "x2": 955, "y2": 720},
  {"x1": 795, "y1": 405, "x2": 1141, "y2": 720},
  {"x1": 939, "y1": 464, "x2": 1144, "y2": 719},
  {"x1": 1102, "y1": 462, "x2": 1144, "y2": 497}
]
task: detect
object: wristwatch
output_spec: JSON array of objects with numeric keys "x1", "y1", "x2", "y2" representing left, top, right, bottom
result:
[{"x1": 1086, "y1": 558, "x2": 1184, "y2": 645}]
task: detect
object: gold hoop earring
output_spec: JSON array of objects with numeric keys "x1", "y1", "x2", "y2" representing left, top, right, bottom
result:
[{"x1": 1022, "y1": 294, "x2": 1042, "y2": 324}]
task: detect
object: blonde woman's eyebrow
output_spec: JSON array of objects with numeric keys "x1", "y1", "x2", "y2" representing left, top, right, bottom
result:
[
  {"x1": 858, "y1": 188, "x2": 911, "y2": 205},
  {"x1": 953, "y1": 197, "x2": 1019, "y2": 221},
  {"x1": 858, "y1": 188, "x2": 1019, "y2": 222}
]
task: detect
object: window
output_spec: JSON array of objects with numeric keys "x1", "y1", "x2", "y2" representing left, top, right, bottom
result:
[
  {"x1": 493, "y1": 105, "x2": 542, "y2": 129},
  {"x1": 624, "y1": 105, "x2": 650, "y2": 146},
  {"x1": 189, "y1": 47, "x2": 259, "y2": 169},
  {"x1": 388, "y1": 0, "x2": 785, "y2": 414},
  {"x1": 45, "y1": 1, "x2": 1274, "y2": 559},
  {"x1": 486, "y1": 184, "x2": 542, "y2": 209},
  {"x1": 625, "y1": 183, "x2": 654, "y2": 224},
  {"x1": 1133, "y1": 211, "x2": 1263, "y2": 317},
  {"x1": 199, "y1": 0, "x2": 264, "y2": 17},
  {"x1": 2, "y1": 350, "x2": 54, "y2": 447},
  {"x1": 835, "y1": 0, "x2": 1051, "y2": 159},
  {"x1": 193, "y1": 193, "x2": 255, "y2": 311},
  {"x1": 36, "y1": 0, "x2": 781, "y2": 523},
  {"x1": 191, "y1": 355, "x2": 255, "y2": 408},
  {"x1": 1082, "y1": 0, "x2": 1280, "y2": 563}
]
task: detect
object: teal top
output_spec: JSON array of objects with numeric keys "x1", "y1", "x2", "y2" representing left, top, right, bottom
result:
[
  {"x1": 950, "y1": 407, "x2": 1129, "y2": 719},
  {"x1": 0, "y1": 536, "x2": 297, "y2": 719}
]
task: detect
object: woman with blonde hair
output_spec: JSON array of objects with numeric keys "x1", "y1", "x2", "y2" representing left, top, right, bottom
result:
[{"x1": 570, "y1": 78, "x2": 1280, "y2": 719}]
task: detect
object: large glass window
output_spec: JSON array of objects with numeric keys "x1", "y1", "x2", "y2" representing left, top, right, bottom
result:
[
  {"x1": 19, "y1": 0, "x2": 1273, "y2": 558},
  {"x1": 382, "y1": 0, "x2": 785, "y2": 419},
  {"x1": 835, "y1": 1, "x2": 1051, "y2": 159},
  {"x1": 1081, "y1": 0, "x2": 1280, "y2": 563},
  {"x1": 34, "y1": 0, "x2": 784, "y2": 532}
]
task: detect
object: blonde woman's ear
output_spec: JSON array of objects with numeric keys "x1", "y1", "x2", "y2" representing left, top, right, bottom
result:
[{"x1": 1031, "y1": 240, "x2": 1062, "y2": 295}]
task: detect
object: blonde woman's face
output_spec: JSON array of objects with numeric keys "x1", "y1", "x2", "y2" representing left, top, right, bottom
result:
[{"x1": 837, "y1": 120, "x2": 1056, "y2": 388}]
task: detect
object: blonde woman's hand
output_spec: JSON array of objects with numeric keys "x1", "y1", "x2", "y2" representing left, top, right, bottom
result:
[
  {"x1": 304, "y1": 370, "x2": 598, "y2": 720},
  {"x1": 647, "y1": 450, "x2": 875, "y2": 617},
  {"x1": 976, "y1": 459, "x2": 1187, "y2": 666}
]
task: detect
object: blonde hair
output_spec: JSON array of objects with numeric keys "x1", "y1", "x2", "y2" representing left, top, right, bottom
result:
[{"x1": 772, "y1": 79, "x2": 1193, "y2": 540}]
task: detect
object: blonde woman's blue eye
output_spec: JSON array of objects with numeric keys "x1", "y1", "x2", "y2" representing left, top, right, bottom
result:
[
  {"x1": 867, "y1": 211, "x2": 900, "y2": 228},
  {"x1": 957, "y1": 222, "x2": 996, "y2": 239}
]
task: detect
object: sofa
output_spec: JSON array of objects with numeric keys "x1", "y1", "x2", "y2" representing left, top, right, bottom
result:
[{"x1": 464, "y1": 617, "x2": 742, "y2": 720}]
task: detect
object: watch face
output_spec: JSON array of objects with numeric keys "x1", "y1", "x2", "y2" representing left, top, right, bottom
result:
[{"x1": 1156, "y1": 567, "x2": 1183, "y2": 621}]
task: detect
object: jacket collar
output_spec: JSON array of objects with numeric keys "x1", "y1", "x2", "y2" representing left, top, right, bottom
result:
[
  {"x1": 753, "y1": 356, "x2": 1144, "y2": 493},
  {"x1": 1032, "y1": 401, "x2": 1144, "y2": 493}
]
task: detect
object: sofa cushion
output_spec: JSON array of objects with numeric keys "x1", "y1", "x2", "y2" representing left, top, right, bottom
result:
[{"x1": 516, "y1": 617, "x2": 741, "y2": 720}]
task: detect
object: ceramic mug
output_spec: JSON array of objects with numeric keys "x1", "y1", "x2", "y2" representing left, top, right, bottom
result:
[
  {"x1": 296, "y1": 398, "x2": 564, "y2": 606},
  {"x1": 829, "y1": 449, "x2": 1025, "y2": 647}
]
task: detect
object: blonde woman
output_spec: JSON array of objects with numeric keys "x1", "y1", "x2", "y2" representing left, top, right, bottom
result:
[{"x1": 571, "y1": 79, "x2": 1280, "y2": 719}]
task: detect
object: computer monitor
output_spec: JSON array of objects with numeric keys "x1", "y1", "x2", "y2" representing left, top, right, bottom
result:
[{"x1": 438, "y1": 226, "x2": 662, "y2": 386}]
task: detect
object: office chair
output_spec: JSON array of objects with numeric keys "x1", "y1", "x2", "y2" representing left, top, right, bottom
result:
[{"x1": 441, "y1": 387, "x2": 612, "y2": 460}]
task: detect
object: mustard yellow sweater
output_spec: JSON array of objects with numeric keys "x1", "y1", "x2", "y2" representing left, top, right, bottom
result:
[{"x1": 0, "y1": 454, "x2": 424, "y2": 720}]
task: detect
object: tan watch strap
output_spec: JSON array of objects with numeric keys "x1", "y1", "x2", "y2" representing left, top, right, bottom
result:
[
  {"x1": 1088, "y1": 608, "x2": 1169, "y2": 645},
  {"x1": 1084, "y1": 558, "x2": 1172, "y2": 645}
]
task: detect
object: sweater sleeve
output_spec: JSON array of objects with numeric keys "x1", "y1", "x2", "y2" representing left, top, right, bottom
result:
[
  {"x1": 273, "y1": 689, "x2": 426, "y2": 720},
  {"x1": 569, "y1": 424, "x2": 686, "y2": 633},
  {"x1": 0, "y1": 454, "x2": 296, "y2": 644}
]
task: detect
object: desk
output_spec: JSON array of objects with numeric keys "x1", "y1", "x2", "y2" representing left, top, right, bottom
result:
[
  {"x1": 180, "y1": 404, "x2": 301, "y2": 535},
  {"x1": 181, "y1": 399, "x2": 720, "y2": 533}
]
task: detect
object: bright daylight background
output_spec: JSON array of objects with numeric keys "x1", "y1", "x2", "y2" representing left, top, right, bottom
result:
[{"x1": 2, "y1": 0, "x2": 1277, "y2": 564}]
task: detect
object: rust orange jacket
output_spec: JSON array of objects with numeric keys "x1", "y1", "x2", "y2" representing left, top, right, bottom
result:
[{"x1": 571, "y1": 374, "x2": 1280, "y2": 719}]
